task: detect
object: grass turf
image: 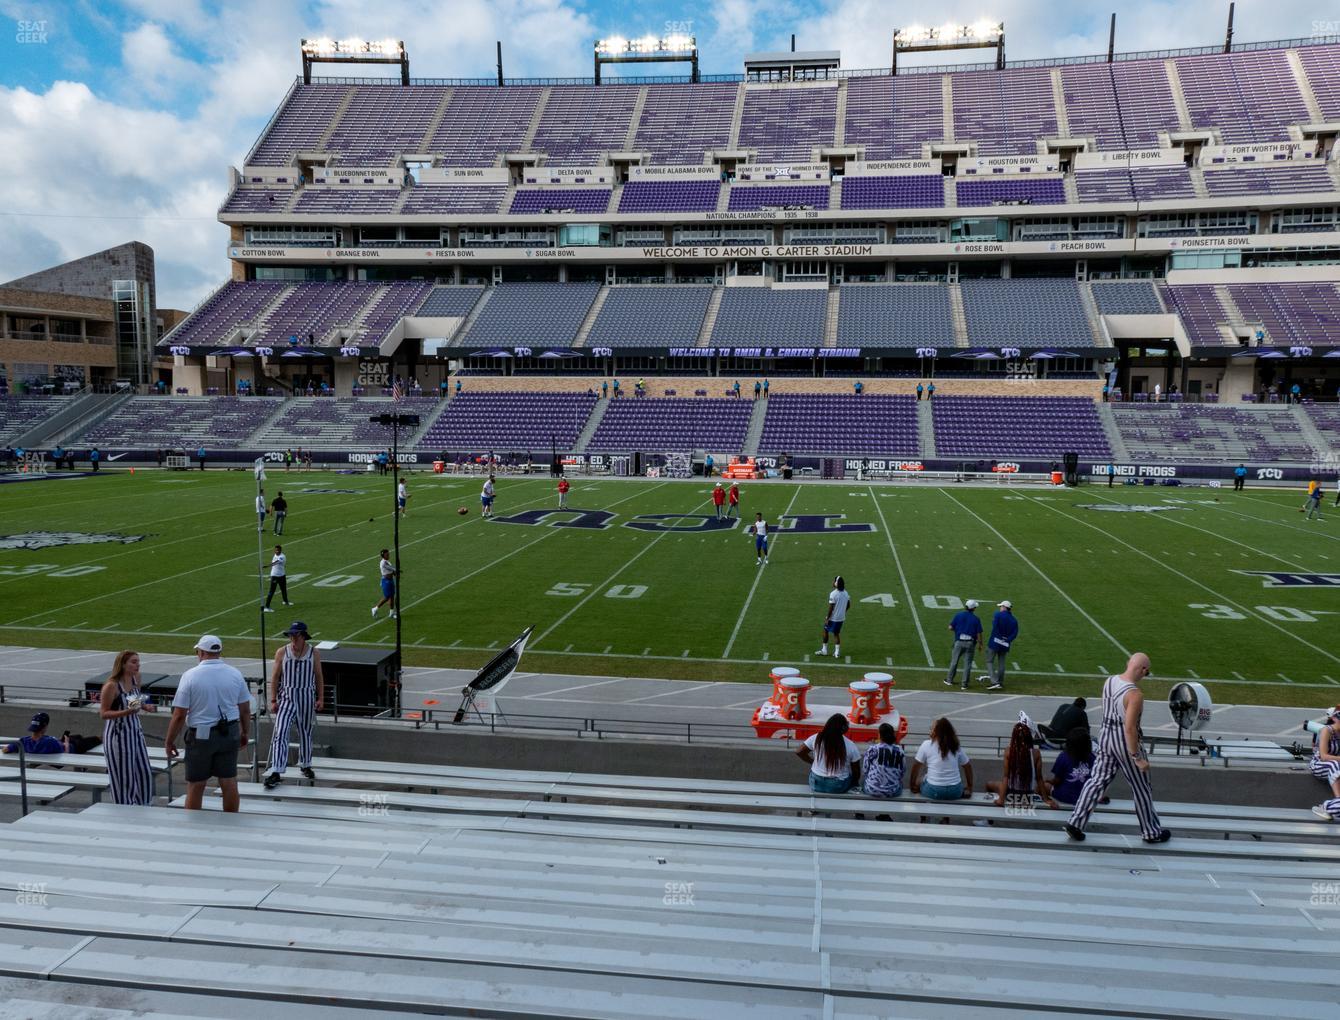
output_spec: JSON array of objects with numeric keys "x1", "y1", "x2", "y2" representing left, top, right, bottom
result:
[{"x1": 2, "y1": 468, "x2": 1338, "y2": 707}]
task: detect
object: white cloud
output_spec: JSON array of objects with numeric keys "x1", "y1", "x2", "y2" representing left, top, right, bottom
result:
[{"x1": 120, "y1": 22, "x2": 195, "y2": 98}]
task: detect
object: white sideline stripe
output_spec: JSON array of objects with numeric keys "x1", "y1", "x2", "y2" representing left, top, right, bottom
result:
[
  {"x1": 530, "y1": 481, "x2": 677, "y2": 648},
  {"x1": 625, "y1": 682, "x2": 719, "y2": 704},
  {"x1": 1028, "y1": 496, "x2": 1340, "y2": 667},
  {"x1": 869, "y1": 484, "x2": 933, "y2": 666},
  {"x1": 529, "y1": 677, "x2": 625, "y2": 698},
  {"x1": 721, "y1": 484, "x2": 802, "y2": 659},
  {"x1": 941, "y1": 490, "x2": 1129, "y2": 658},
  {"x1": 6, "y1": 623, "x2": 1339, "y2": 690}
]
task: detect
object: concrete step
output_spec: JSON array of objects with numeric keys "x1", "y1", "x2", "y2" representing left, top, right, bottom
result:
[
  {"x1": 572, "y1": 285, "x2": 610, "y2": 347},
  {"x1": 917, "y1": 399, "x2": 937, "y2": 458},
  {"x1": 572, "y1": 397, "x2": 611, "y2": 454},
  {"x1": 697, "y1": 286, "x2": 724, "y2": 347},
  {"x1": 741, "y1": 395, "x2": 768, "y2": 457}
]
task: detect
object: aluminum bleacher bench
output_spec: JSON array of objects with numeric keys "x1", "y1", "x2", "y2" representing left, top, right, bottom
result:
[
  {"x1": 0, "y1": 780, "x2": 74, "y2": 805},
  {"x1": 0, "y1": 766, "x2": 112, "y2": 803}
]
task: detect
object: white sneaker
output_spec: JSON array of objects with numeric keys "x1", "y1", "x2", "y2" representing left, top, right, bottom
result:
[
  {"x1": 756, "y1": 559, "x2": 761, "y2": 565},
  {"x1": 815, "y1": 648, "x2": 826, "y2": 656},
  {"x1": 834, "y1": 646, "x2": 840, "y2": 656},
  {"x1": 371, "y1": 607, "x2": 378, "y2": 618},
  {"x1": 1313, "y1": 804, "x2": 1336, "y2": 821},
  {"x1": 283, "y1": 601, "x2": 293, "y2": 606},
  {"x1": 262, "y1": 607, "x2": 274, "y2": 613},
  {"x1": 390, "y1": 610, "x2": 398, "y2": 619}
]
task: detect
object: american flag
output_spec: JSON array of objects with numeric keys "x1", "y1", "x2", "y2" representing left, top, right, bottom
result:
[{"x1": 392, "y1": 377, "x2": 404, "y2": 402}]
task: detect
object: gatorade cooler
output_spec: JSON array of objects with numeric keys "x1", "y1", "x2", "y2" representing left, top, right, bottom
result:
[
  {"x1": 768, "y1": 666, "x2": 801, "y2": 705},
  {"x1": 779, "y1": 676, "x2": 811, "y2": 721},
  {"x1": 848, "y1": 681, "x2": 879, "y2": 725},
  {"x1": 433, "y1": 460, "x2": 445, "y2": 474},
  {"x1": 1050, "y1": 470, "x2": 1064, "y2": 485},
  {"x1": 863, "y1": 672, "x2": 894, "y2": 714}
]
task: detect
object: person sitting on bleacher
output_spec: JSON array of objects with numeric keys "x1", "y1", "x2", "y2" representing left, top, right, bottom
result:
[
  {"x1": 796, "y1": 714, "x2": 862, "y2": 794},
  {"x1": 910, "y1": 718, "x2": 973, "y2": 800},
  {"x1": 1038, "y1": 697, "x2": 1089, "y2": 748},
  {"x1": 859, "y1": 723, "x2": 905, "y2": 799},
  {"x1": 1310, "y1": 705, "x2": 1340, "y2": 821},
  {"x1": 2, "y1": 712, "x2": 69, "y2": 755},
  {"x1": 1047, "y1": 729, "x2": 1096, "y2": 809},
  {"x1": 986, "y1": 722, "x2": 1048, "y2": 808}
]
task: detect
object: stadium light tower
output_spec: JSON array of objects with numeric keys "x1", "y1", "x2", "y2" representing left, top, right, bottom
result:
[
  {"x1": 892, "y1": 20, "x2": 1004, "y2": 74},
  {"x1": 594, "y1": 33, "x2": 698, "y2": 84},
  {"x1": 301, "y1": 37, "x2": 409, "y2": 85}
]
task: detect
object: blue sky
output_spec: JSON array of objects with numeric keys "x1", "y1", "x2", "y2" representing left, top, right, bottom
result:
[{"x1": 0, "y1": 0, "x2": 1333, "y2": 307}]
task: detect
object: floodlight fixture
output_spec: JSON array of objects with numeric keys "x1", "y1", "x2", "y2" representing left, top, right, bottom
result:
[
  {"x1": 594, "y1": 32, "x2": 698, "y2": 83},
  {"x1": 892, "y1": 19, "x2": 1004, "y2": 73},
  {"x1": 301, "y1": 35, "x2": 410, "y2": 84}
]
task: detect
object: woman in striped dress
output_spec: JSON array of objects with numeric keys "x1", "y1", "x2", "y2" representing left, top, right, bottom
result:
[
  {"x1": 99, "y1": 650, "x2": 156, "y2": 805},
  {"x1": 1310, "y1": 706, "x2": 1340, "y2": 821}
]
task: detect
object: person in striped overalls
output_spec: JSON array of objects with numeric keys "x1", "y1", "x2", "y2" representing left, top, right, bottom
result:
[
  {"x1": 98, "y1": 650, "x2": 156, "y2": 805},
  {"x1": 1310, "y1": 706, "x2": 1340, "y2": 821},
  {"x1": 263, "y1": 622, "x2": 323, "y2": 790},
  {"x1": 1064, "y1": 652, "x2": 1171, "y2": 844}
]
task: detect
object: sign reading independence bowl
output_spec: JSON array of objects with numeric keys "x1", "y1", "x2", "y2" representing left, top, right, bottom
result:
[{"x1": 453, "y1": 625, "x2": 532, "y2": 722}]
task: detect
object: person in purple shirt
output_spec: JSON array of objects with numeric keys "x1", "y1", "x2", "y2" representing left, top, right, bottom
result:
[
  {"x1": 2, "y1": 712, "x2": 69, "y2": 755},
  {"x1": 1047, "y1": 728, "x2": 1096, "y2": 808}
]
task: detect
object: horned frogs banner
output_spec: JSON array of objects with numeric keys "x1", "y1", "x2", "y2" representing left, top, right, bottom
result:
[{"x1": 453, "y1": 625, "x2": 532, "y2": 720}]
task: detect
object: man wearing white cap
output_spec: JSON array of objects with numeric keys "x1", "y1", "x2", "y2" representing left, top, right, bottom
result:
[
  {"x1": 164, "y1": 635, "x2": 252, "y2": 812},
  {"x1": 985, "y1": 600, "x2": 1019, "y2": 691},
  {"x1": 943, "y1": 600, "x2": 983, "y2": 690}
]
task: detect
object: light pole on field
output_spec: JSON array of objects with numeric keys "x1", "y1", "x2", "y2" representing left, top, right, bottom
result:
[
  {"x1": 370, "y1": 409, "x2": 420, "y2": 717},
  {"x1": 252, "y1": 456, "x2": 268, "y2": 783}
]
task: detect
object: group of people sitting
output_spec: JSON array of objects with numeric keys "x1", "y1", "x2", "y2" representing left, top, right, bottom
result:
[{"x1": 796, "y1": 697, "x2": 1095, "y2": 810}]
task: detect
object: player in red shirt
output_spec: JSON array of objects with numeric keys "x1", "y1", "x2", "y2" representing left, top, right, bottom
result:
[
  {"x1": 712, "y1": 482, "x2": 726, "y2": 519},
  {"x1": 557, "y1": 477, "x2": 570, "y2": 509},
  {"x1": 727, "y1": 482, "x2": 740, "y2": 519}
]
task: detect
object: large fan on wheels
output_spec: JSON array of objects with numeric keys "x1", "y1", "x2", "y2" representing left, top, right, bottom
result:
[{"x1": 1168, "y1": 681, "x2": 1213, "y2": 753}]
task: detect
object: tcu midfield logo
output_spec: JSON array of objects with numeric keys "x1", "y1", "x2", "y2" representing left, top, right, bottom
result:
[
  {"x1": 0, "y1": 531, "x2": 149, "y2": 550},
  {"x1": 491, "y1": 511, "x2": 876, "y2": 534},
  {"x1": 1235, "y1": 571, "x2": 1340, "y2": 588}
]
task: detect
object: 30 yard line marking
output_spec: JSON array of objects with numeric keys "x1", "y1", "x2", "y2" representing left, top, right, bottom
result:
[
  {"x1": 940, "y1": 490, "x2": 1128, "y2": 658},
  {"x1": 869, "y1": 484, "x2": 933, "y2": 666},
  {"x1": 722, "y1": 484, "x2": 803, "y2": 659},
  {"x1": 1028, "y1": 496, "x2": 1340, "y2": 666}
]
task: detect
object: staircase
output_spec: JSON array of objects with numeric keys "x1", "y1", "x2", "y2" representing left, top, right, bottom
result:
[
  {"x1": 916, "y1": 399, "x2": 937, "y2": 458},
  {"x1": 314, "y1": 88, "x2": 357, "y2": 150},
  {"x1": 1164, "y1": 59, "x2": 1193, "y2": 130},
  {"x1": 833, "y1": 79, "x2": 848, "y2": 146},
  {"x1": 697, "y1": 286, "x2": 724, "y2": 346},
  {"x1": 942, "y1": 176, "x2": 957, "y2": 208},
  {"x1": 1050, "y1": 69, "x2": 1071, "y2": 137},
  {"x1": 829, "y1": 179, "x2": 843, "y2": 209},
  {"x1": 716, "y1": 183, "x2": 731, "y2": 212},
  {"x1": 453, "y1": 287, "x2": 496, "y2": 345},
  {"x1": 421, "y1": 89, "x2": 454, "y2": 152},
  {"x1": 1077, "y1": 283, "x2": 1106, "y2": 346},
  {"x1": 741, "y1": 396, "x2": 768, "y2": 456},
  {"x1": 1290, "y1": 404, "x2": 1330, "y2": 461},
  {"x1": 948, "y1": 283, "x2": 970, "y2": 346},
  {"x1": 572, "y1": 285, "x2": 611, "y2": 347},
  {"x1": 242, "y1": 398, "x2": 299, "y2": 447},
  {"x1": 520, "y1": 89, "x2": 550, "y2": 152},
  {"x1": 1189, "y1": 165, "x2": 1209, "y2": 199},
  {"x1": 571, "y1": 398, "x2": 611, "y2": 454},
  {"x1": 727, "y1": 83, "x2": 747, "y2": 149},
  {"x1": 1063, "y1": 174, "x2": 1080, "y2": 204},
  {"x1": 1214, "y1": 285, "x2": 1250, "y2": 337},
  {"x1": 405, "y1": 406, "x2": 444, "y2": 449},
  {"x1": 941, "y1": 77, "x2": 954, "y2": 141},
  {"x1": 1286, "y1": 49, "x2": 1325, "y2": 123},
  {"x1": 606, "y1": 183, "x2": 624, "y2": 216},
  {"x1": 1096, "y1": 404, "x2": 1131, "y2": 462},
  {"x1": 823, "y1": 285, "x2": 841, "y2": 347},
  {"x1": 14, "y1": 389, "x2": 133, "y2": 448},
  {"x1": 623, "y1": 87, "x2": 648, "y2": 151}
]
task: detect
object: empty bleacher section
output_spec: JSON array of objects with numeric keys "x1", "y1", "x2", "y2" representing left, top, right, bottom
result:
[
  {"x1": 586, "y1": 397, "x2": 752, "y2": 452},
  {"x1": 709, "y1": 287, "x2": 827, "y2": 345},
  {"x1": 220, "y1": 187, "x2": 292, "y2": 213},
  {"x1": 426, "y1": 87, "x2": 542, "y2": 164},
  {"x1": 840, "y1": 175, "x2": 943, "y2": 210},
  {"x1": 509, "y1": 188, "x2": 611, "y2": 214},
  {"x1": 1305, "y1": 403, "x2": 1340, "y2": 442},
  {"x1": 737, "y1": 86, "x2": 837, "y2": 162},
  {"x1": 1090, "y1": 281, "x2": 1165, "y2": 315},
  {"x1": 1225, "y1": 283, "x2": 1340, "y2": 346},
  {"x1": 1176, "y1": 49, "x2": 1311, "y2": 143},
  {"x1": 0, "y1": 396, "x2": 72, "y2": 443},
  {"x1": 251, "y1": 282, "x2": 380, "y2": 346},
  {"x1": 398, "y1": 184, "x2": 506, "y2": 214},
  {"x1": 458, "y1": 283, "x2": 601, "y2": 347},
  {"x1": 292, "y1": 188, "x2": 400, "y2": 213},
  {"x1": 959, "y1": 279, "x2": 1095, "y2": 346},
  {"x1": 80, "y1": 397, "x2": 282, "y2": 449},
  {"x1": 836, "y1": 284, "x2": 956, "y2": 347},
  {"x1": 1111, "y1": 404, "x2": 1319, "y2": 462},
  {"x1": 246, "y1": 83, "x2": 349, "y2": 165},
  {"x1": 1074, "y1": 166, "x2": 1197, "y2": 202},
  {"x1": 358, "y1": 282, "x2": 435, "y2": 346},
  {"x1": 416, "y1": 285, "x2": 485, "y2": 318},
  {"x1": 163, "y1": 281, "x2": 287, "y2": 347},
  {"x1": 324, "y1": 85, "x2": 442, "y2": 165},
  {"x1": 252, "y1": 397, "x2": 439, "y2": 450},
  {"x1": 585, "y1": 286, "x2": 713, "y2": 347},
  {"x1": 934, "y1": 396, "x2": 1113, "y2": 458},
  {"x1": 531, "y1": 86, "x2": 639, "y2": 165},
  {"x1": 759, "y1": 393, "x2": 918, "y2": 456},
  {"x1": 1061, "y1": 60, "x2": 1180, "y2": 150},
  {"x1": 727, "y1": 184, "x2": 829, "y2": 211},
  {"x1": 1160, "y1": 285, "x2": 1232, "y2": 345},
  {"x1": 632, "y1": 83, "x2": 737, "y2": 164},
  {"x1": 617, "y1": 180, "x2": 720, "y2": 213},
  {"x1": 419, "y1": 391, "x2": 596, "y2": 452},
  {"x1": 956, "y1": 176, "x2": 1065, "y2": 206},
  {"x1": 1297, "y1": 44, "x2": 1340, "y2": 120},
  {"x1": 952, "y1": 67, "x2": 1057, "y2": 155},
  {"x1": 843, "y1": 75, "x2": 943, "y2": 159},
  {"x1": 1202, "y1": 163, "x2": 1336, "y2": 197}
]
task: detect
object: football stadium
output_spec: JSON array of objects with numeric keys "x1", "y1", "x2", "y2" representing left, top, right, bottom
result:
[{"x1": 2, "y1": 4, "x2": 1340, "y2": 1016}]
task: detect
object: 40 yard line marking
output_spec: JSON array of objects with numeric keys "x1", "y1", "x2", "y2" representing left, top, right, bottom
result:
[{"x1": 869, "y1": 484, "x2": 933, "y2": 666}]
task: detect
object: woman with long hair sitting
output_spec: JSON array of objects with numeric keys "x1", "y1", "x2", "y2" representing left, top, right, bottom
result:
[
  {"x1": 910, "y1": 717, "x2": 973, "y2": 801},
  {"x1": 796, "y1": 713, "x2": 862, "y2": 794},
  {"x1": 987, "y1": 721, "x2": 1049, "y2": 808}
]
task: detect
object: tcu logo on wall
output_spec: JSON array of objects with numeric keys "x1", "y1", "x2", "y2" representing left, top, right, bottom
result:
[
  {"x1": 168, "y1": 345, "x2": 190, "y2": 357},
  {"x1": 915, "y1": 347, "x2": 938, "y2": 359},
  {"x1": 339, "y1": 346, "x2": 361, "y2": 357},
  {"x1": 1001, "y1": 347, "x2": 1022, "y2": 359},
  {"x1": 1289, "y1": 346, "x2": 1313, "y2": 358},
  {"x1": 1256, "y1": 467, "x2": 1284, "y2": 480},
  {"x1": 253, "y1": 346, "x2": 274, "y2": 357}
]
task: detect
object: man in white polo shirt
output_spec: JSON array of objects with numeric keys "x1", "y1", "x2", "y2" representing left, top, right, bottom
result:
[
  {"x1": 164, "y1": 635, "x2": 252, "y2": 812},
  {"x1": 815, "y1": 575, "x2": 850, "y2": 657}
]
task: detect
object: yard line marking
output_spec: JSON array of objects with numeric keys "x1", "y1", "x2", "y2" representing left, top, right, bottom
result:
[
  {"x1": 761, "y1": 651, "x2": 769, "y2": 661},
  {"x1": 940, "y1": 490, "x2": 1128, "y2": 658},
  {"x1": 1278, "y1": 673, "x2": 1293, "y2": 683},
  {"x1": 681, "y1": 649, "x2": 690, "y2": 658},
  {"x1": 625, "y1": 682, "x2": 719, "y2": 704},
  {"x1": 1188, "y1": 669, "x2": 1199, "y2": 678},
  {"x1": 563, "y1": 644, "x2": 574, "y2": 652},
  {"x1": 1097, "y1": 666, "x2": 1108, "y2": 675},
  {"x1": 603, "y1": 645, "x2": 612, "y2": 654},
  {"x1": 869, "y1": 485, "x2": 933, "y2": 666},
  {"x1": 531, "y1": 677, "x2": 625, "y2": 698},
  {"x1": 1326, "y1": 677, "x2": 1340, "y2": 686},
  {"x1": 1233, "y1": 671, "x2": 1245, "y2": 680},
  {"x1": 1016, "y1": 661, "x2": 1023, "y2": 671},
  {"x1": 1227, "y1": 492, "x2": 1340, "y2": 545},
  {"x1": 1026, "y1": 495, "x2": 1340, "y2": 667},
  {"x1": 449, "y1": 639, "x2": 461, "y2": 648},
  {"x1": 413, "y1": 639, "x2": 425, "y2": 646},
  {"x1": 1054, "y1": 663, "x2": 1064, "y2": 672},
  {"x1": 886, "y1": 657, "x2": 893, "y2": 666},
  {"x1": 722, "y1": 485, "x2": 803, "y2": 659},
  {"x1": 487, "y1": 641, "x2": 498, "y2": 648},
  {"x1": 1326, "y1": 674, "x2": 1337, "y2": 683},
  {"x1": 804, "y1": 654, "x2": 811, "y2": 663},
  {"x1": 642, "y1": 647, "x2": 651, "y2": 656},
  {"x1": 844, "y1": 655, "x2": 851, "y2": 664}
]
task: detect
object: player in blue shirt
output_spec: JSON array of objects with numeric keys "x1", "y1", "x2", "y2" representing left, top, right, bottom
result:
[
  {"x1": 2, "y1": 712, "x2": 69, "y2": 755},
  {"x1": 983, "y1": 600, "x2": 1019, "y2": 691},
  {"x1": 943, "y1": 600, "x2": 983, "y2": 690},
  {"x1": 1233, "y1": 464, "x2": 1246, "y2": 491}
]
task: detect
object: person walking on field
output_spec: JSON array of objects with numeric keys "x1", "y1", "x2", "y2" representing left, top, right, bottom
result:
[
  {"x1": 255, "y1": 492, "x2": 267, "y2": 531},
  {"x1": 271, "y1": 491, "x2": 287, "y2": 535},
  {"x1": 943, "y1": 600, "x2": 983, "y2": 690},
  {"x1": 263, "y1": 545, "x2": 292, "y2": 612},
  {"x1": 397, "y1": 478, "x2": 409, "y2": 518},
  {"x1": 263, "y1": 621, "x2": 323, "y2": 790},
  {"x1": 557, "y1": 476, "x2": 570, "y2": 509},
  {"x1": 372, "y1": 549, "x2": 398, "y2": 619},
  {"x1": 1065, "y1": 652, "x2": 1171, "y2": 844},
  {"x1": 727, "y1": 481, "x2": 740, "y2": 519},
  {"x1": 480, "y1": 474, "x2": 496, "y2": 518},
  {"x1": 815, "y1": 575, "x2": 850, "y2": 658},
  {"x1": 712, "y1": 482, "x2": 726, "y2": 519}
]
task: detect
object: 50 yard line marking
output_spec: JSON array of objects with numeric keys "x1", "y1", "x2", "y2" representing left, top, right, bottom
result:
[
  {"x1": 869, "y1": 484, "x2": 933, "y2": 666},
  {"x1": 721, "y1": 484, "x2": 803, "y2": 659},
  {"x1": 939, "y1": 490, "x2": 1129, "y2": 658}
]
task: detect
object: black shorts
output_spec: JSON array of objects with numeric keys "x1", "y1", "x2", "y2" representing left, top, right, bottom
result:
[{"x1": 184, "y1": 722, "x2": 241, "y2": 783}]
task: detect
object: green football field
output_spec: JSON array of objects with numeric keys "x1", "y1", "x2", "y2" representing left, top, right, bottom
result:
[{"x1": 1, "y1": 468, "x2": 1337, "y2": 708}]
